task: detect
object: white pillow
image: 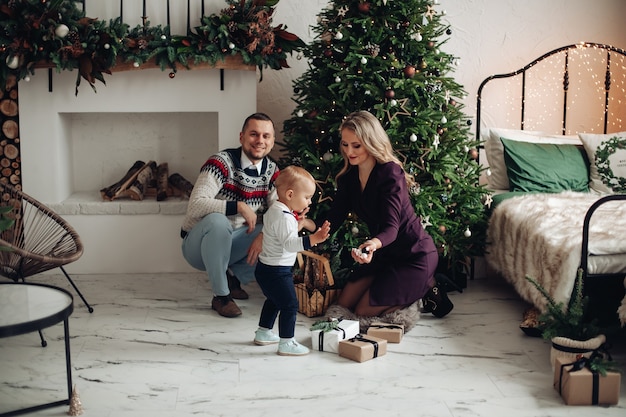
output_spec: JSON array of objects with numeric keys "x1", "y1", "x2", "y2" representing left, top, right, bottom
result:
[
  {"x1": 578, "y1": 131, "x2": 626, "y2": 194},
  {"x1": 484, "y1": 128, "x2": 582, "y2": 190}
]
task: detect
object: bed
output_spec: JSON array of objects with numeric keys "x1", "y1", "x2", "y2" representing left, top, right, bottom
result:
[{"x1": 475, "y1": 42, "x2": 626, "y2": 327}]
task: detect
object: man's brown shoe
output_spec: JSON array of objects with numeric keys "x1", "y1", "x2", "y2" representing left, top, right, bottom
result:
[
  {"x1": 227, "y1": 270, "x2": 249, "y2": 300},
  {"x1": 212, "y1": 295, "x2": 242, "y2": 318}
]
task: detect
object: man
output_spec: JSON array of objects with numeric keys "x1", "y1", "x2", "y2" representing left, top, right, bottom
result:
[{"x1": 181, "y1": 113, "x2": 279, "y2": 317}]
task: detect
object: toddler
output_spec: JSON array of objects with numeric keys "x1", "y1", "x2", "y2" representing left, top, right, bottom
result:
[{"x1": 253, "y1": 166, "x2": 330, "y2": 355}]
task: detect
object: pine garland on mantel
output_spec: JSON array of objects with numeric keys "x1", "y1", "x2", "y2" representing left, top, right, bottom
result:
[{"x1": 0, "y1": 0, "x2": 305, "y2": 94}]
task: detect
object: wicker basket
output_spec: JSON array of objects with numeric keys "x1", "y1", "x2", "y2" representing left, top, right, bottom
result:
[{"x1": 294, "y1": 250, "x2": 341, "y2": 317}]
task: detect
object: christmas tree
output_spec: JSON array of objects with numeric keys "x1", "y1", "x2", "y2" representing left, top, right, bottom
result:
[{"x1": 279, "y1": 0, "x2": 489, "y2": 288}]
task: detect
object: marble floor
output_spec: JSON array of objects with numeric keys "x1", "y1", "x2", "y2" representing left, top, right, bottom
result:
[{"x1": 0, "y1": 272, "x2": 624, "y2": 417}]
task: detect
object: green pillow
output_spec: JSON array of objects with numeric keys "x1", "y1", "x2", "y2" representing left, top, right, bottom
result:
[{"x1": 501, "y1": 138, "x2": 589, "y2": 193}]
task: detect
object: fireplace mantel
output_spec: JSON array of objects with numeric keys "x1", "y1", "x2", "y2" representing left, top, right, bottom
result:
[{"x1": 16, "y1": 57, "x2": 258, "y2": 274}]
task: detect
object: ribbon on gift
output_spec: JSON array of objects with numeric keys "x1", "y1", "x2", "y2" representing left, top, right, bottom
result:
[
  {"x1": 318, "y1": 325, "x2": 347, "y2": 351},
  {"x1": 557, "y1": 349, "x2": 610, "y2": 405},
  {"x1": 348, "y1": 334, "x2": 379, "y2": 358},
  {"x1": 369, "y1": 324, "x2": 404, "y2": 334}
]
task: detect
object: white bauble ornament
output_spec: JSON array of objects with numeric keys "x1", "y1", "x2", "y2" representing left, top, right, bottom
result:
[
  {"x1": 161, "y1": 35, "x2": 167, "y2": 40},
  {"x1": 5, "y1": 55, "x2": 19, "y2": 69},
  {"x1": 297, "y1": 110, "x2": 304, "y2": 117},
  {"x1": 133, "y1": 62, "x2": 140, "y2": 68},
  {"x1": 55, "y1": 24, "x2": 70, "y2": 38},
  {"x1": 228, "y1": 42, "x2": 235, "y2": 49},
  {"x1": 335, "y1": 76, "x2": 341, "y2": 83},
  {"x1": 24, "y1": 76, "x2": 30, "y2": 82},
  {"x1": 464, "y1": 227, "x2": 472, "y2": 237},
  {"x1": 360, "y1": 57, "x2": 367, "y2": 65},
  {"x1": 413, "y1": 32, "x2": 423, "y2": 42},
  {"x1": 410, "y1": 133, "x2": 418, "y2": 142},
  {"x1": 351, "y1": 226, "x2": 359, "y2": 235},
  {"x1": 103, "y1": 43, "x2": 110, "y2": 50},
  {"x1": 335, "y1": 32, "x2": 343, "y2": 40},
  {"x1": 323, "y1": 152, "x2": 333, "y2": 162},
  {"x1": 441, "y1": 116, "x2": 447, "y2": 124}
]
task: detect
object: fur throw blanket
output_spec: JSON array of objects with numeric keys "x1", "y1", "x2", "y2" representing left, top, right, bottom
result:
[
  {"x1": 486, "y1": 191, "x2": 626, "y2": 326},
  {"x1": 325, "y1": 302, "x2": 421, "y2": 334}
]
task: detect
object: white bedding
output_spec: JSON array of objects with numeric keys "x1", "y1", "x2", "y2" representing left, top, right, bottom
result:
[{"x1": 485, "y1": 191, "x2": 626, "y2": 324}]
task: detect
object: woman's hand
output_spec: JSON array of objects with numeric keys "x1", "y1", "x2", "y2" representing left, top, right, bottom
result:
[{"x1": 351, "y1": 239, "x2": 380, "y2": 264}]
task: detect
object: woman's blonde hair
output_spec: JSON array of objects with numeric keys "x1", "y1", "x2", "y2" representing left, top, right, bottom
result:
[
  {"x1": 336, "y1": 111, "x2": 415, "y2": 188},
  {"x1": 274, "y1": 165, "x2": 315, "y2": 193}
]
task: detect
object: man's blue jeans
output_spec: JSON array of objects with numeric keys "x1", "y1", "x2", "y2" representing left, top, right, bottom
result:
[{"x1": 181, "y1": 213, "x2": 262, "y2": 296}]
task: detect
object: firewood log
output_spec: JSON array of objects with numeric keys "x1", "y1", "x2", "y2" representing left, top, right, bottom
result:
[
  {"x1": 124, "y1": 161, "x2": 156, "y2": 200},
  {"x1": 156, "y1": 162, "x2": 169, "y2": 201},
  {"x1": 100, "y1": 160, "x2": 145, "y2": 201},
  {"x1": 168, "y1": 173, "x2": 194, "y2": 198}
]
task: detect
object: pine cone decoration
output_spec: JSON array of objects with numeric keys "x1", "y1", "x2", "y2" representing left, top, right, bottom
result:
[
  {"x1": 364, "y1": 43, "x2": 380, "y2": 57},
  {"x1": 221, "y1": 5, "x2": 236, "y2": 18},
  {"x1": 67, "y1": 31, "x2": 80, "y2": 44},
  {"x1": 227, "y1": 21, "x2": 237, "y2": 32}
]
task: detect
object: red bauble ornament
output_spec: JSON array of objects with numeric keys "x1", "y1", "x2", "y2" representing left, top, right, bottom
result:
[
  {"x1": 358, "y1": 2, "x2": 371, "y2": 13},
  {"x1": 469, "y1": 149, "x2": 478, "y2": 160},
  {"x1": 169, "y1": 72, "x2": 176, "y2": 78},
  {"x1": 324, "y1": 49, "x2": 333, "y2": 57},
  {"x1": 403, "y1": 65, "x2": 416, "y2": 78},
  {"x1": 385, "y1": 88, "x2": 395, "y2": 99}
]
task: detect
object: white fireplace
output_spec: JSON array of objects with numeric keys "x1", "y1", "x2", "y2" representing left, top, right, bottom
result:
[{"x1": 18, "y1": 65, "x2": 257, "y2": 273}]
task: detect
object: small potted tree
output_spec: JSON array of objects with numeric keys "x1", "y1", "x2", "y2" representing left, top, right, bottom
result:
[{"x1": 525, "y1": 268, "x2": 605, "y2": 368}]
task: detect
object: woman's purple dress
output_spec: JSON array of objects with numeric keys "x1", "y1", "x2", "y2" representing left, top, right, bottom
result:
[{"x1": 323, "y1": 162, "x2": 438, "y2": 306}]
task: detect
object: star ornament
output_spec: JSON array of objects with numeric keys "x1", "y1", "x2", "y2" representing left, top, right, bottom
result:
[
  {"x1": 386, "y1": 98, "x2": 411, "y2": 123},
  {"x1": 414, "y1": 147, "x2": 432, "y2": 172},
  {"x1": 315, "y1": 175, "x2": 335, "y2": 204},
  {"x1": 425, "y1": 5, "x2": 436, "y2": 20},
  {"x1": 421, "y1": 215, "x2": 432, "y2": 229},
  {"x1": 483, "y1": 193, "x2": 493, "y2": 209}
]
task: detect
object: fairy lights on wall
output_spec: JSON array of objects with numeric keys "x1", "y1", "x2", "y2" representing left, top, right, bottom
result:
[{"x1": 479, "y1": 43, "x2": 626, "y2": 138}]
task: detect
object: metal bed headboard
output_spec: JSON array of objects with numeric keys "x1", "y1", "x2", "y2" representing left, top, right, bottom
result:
[{"x1": 476, "y1": 42, "x2": 626, "y2": 143}]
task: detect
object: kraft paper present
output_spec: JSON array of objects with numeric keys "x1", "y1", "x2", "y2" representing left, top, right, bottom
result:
[
  {"x1": 366, "y1": 321, "x2": 404, "y2": 343},
  {"x1": 553, "y1": 356, "x2": 621, "y2": 406},
  {"x1": 338, "y1": 334, "x2": 387, "y2": 363}
]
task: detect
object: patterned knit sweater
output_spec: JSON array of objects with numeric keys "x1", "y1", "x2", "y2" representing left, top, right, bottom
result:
[{"x1": 181, "y1": 148, "x2": 279, "y2": 233}]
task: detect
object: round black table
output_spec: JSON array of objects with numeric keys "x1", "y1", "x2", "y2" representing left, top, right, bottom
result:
[{"x1": 0, "y1": 282, "x2": 74, "y2": 417}]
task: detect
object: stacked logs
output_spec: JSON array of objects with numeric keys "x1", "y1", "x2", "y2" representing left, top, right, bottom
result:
[
  {"x1": 1, "y1": 76, "x2": 21, "y2": 186},
  {"x1": 100, "y1": 160, "x2": 194, "y2": 201}
]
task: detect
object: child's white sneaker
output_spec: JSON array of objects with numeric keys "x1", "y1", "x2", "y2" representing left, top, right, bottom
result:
[
  {"x1": 254, "y1": 329, "x2": 280, "y2": 346},
  {"x1": 277, "y1": 339, "x2": 310, "y2": 356}
]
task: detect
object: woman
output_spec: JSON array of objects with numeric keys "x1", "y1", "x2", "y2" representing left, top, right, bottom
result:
[{"x1": 319, "y1": 110, "x2": 452, "y2": 319}]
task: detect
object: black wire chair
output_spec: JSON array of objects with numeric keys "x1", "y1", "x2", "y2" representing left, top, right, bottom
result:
[{"x1": 0, "y1": 182, "x2": 93, "y2": 346}]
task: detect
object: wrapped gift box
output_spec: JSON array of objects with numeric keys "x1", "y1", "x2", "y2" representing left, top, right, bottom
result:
[
  {"x1": 366, "y1": 321, "x2": 404, "y2": 343},
  {"x1": 338, "y1": 334, "x2": 387, "y2": 363},
  {"x1": 553, "y1": 356, "x2": 621, "y2": 406},
  {"x1": 311, "y1": 319, "x2": 360, "y2": 353}
]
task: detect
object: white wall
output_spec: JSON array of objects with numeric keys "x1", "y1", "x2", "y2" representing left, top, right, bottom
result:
[{"x1": 257, "y1": 0, "x2": 626, "y2": 143}]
